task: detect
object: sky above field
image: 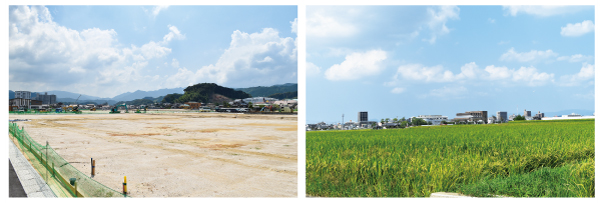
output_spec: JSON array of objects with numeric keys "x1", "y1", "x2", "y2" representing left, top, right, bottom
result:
[
  {"x1": 306, "y1": 5, "x2": 595, "y2": 124},
  {"x1": 9, "y1": 5, "x2": 298, "y2": 98}
]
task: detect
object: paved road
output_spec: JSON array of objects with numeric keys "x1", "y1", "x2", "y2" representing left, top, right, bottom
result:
[
  {"x1": 9, "y1": 160, "x2": 27, "y2": 197},
  {"x1": 9, "y1": 138, "x2": 56, "y2": 197}
]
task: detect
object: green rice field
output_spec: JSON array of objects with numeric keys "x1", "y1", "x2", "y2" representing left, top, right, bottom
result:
[{"x1": 306, "y1": 119, "x2": 594, "y2": 197}]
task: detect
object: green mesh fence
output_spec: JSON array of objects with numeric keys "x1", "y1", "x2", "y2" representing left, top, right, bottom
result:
[{"x1": 9, "y1": 122, "x2": 127, "y2": 197}]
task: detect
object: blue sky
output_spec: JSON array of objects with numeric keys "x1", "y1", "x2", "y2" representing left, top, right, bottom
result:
[
  {"x1": 306, "y1": 5, "x2": 595, "y2": 124},
  {"x1": 9, "y1": 5, "x2": 297, "y2": 98}
]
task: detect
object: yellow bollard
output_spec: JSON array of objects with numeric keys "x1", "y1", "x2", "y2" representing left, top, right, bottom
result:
[{"x1": 123, "y1": 176, "x2": 127, "y2": 196}]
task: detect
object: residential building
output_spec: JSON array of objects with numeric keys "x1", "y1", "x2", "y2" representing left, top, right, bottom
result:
[
  {"x1": 456, "y1": 111, "x2": 488, "y2": 124},
  {"x1": 416, "y1": 115, "x2": 448, "y2": 125},
  {"x1": 15, "y1": 91, "x2": 32, "y2": 99},
  {"x1": 533, "y1": 111, "x2": 545, "y2": 120},
  {"x1": 497, "y1": 111, "x2": 508, "y2": 123},
  {"x1": 9, "y1": 98, "x2": 31, "y2": 109},
  {"x1": 524, "y1": 109, "x2": 531, "y2": 117},
  {"x1": 185, "y1": 102, "x2": 201, "y2": 109},
  {"x1": 34, "y1": 92, "x2": 57, "y2": 105},
  {"x1": 562, "y1": 113, "x2": 582, "y2": 117}
]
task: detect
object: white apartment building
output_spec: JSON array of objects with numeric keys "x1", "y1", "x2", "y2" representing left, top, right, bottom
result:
[
  {"x1": 15, "y1": 91, "x2": 32, "y2": 99},
  {"x1": 417, "y1": 115, "x2": 449, "y2": 125}
]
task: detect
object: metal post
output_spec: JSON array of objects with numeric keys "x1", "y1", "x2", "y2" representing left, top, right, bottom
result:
[
  {"x1": 92, "y1": 158, "x2": 95, "y2": 177},
  {"x1": 46, "y1": 141, "x2": 48, "y2": 182},
  {"x1": 123, "y1": 176, "x2": 127, "y2": 196}
]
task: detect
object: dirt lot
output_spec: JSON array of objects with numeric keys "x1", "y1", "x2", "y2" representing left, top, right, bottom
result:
[{"x1": 9, "y1": 112, "x2": 297, "y2": 197}]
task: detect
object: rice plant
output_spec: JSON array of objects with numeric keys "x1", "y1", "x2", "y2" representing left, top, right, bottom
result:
[{"x1": 306, "y1": 119, "x2": 594, "y2": 197}]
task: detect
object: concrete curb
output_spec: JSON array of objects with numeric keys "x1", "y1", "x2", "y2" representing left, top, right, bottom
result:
[{"x1": 9, "y1": 138, "x2": 56, "y2": 198}]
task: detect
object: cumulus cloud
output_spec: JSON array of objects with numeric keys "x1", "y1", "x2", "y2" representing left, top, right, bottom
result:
[
  {"x1": 306, "y1": 62, "x2": 322, "y2": 77},
  {"x1": 306, "y1": 10, "x2": 358, "y2": 38},
  {"x1": 561, "y1": 20, "x2": 595, "y2": 37},
  {"x1": 152, "y1": 5, "x2": 169, "y2": 17},
  {"x1": 324, "y1": 50, "x2": 387, "y2": 81},
  {"x1": 9, "y1": 5, "x2": 183, "y2": 97},
  {"x1": 163, "y1": 28, "x2": 297, "y2": 88},
  {"x1": 424, "y1": 5, "x2": 460, "y2": 44},
  {"x1": 502, "y1": 6, "x2": 589, "y2": 17},
  {"x1": 392, "y1": 62, "x2": 554, "y2": 86},
  {"x1": 500, "y1": 48, "x2": 558, "y2": 63},
  {"x1": 559, "y1": 63, "x2": 595, "y2": 86},
  {"x1": 162, "y1": 25, "x2": 185, "y2": 43},
  {"x1": 290, "y1": 18, "x2": 298, "y2": 34}
]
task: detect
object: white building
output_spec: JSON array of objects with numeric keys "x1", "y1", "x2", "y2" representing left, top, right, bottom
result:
[
  {"x1": 15, "y1": 91, "x2": 32, "y2": 99},
  {"x1": 242, "y1": 97, "x2": 279, "y2": 104},
  {"x1": 562, "y1": 113, "x2": 582, "y2": 117},
  {"x1": 417, "y1": 115, "x2": 449, "y2": 125}
]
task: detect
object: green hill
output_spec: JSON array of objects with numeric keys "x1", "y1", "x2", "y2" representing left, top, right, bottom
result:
[
  {"x1": 162, "y1": 83, "x2": 250, "y2": 104},
  {"x1": 236, "y1": 83, "x2": 297, "y2": 97}
]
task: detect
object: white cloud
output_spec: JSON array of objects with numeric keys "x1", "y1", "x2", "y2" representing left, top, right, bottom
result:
[
  {"x1": 138, "y1": 41, "x2": 171, "y2": 60},
  {"x1": 484, "y1": 65, "x2": 512, "y2": 80},
  {"x1": 394, "y1": 62, "x2": 479, "y2": 83},
  {"x1": 162, "y1": 25, "x2": 185, "y2": 43},
  {"x1": 290, "y1": 18, "x2": 298, "y2": 34},
  {"x1": 559, "y1": 63, "x2": 595, "y2": 86},
  {"x1": 511, "y1": 66, "x2": 554, "y2": 86},
  {"x1": 324, "y1": 50, "x2": 387, "y2": 81},
  {"x1": 152, "y1": 5, "x2": 169, "y2": 17},
  {"x1": 171, "y1": 58, "x2": 179, "y2": 68},
  {"x1": 392, "y1": 62, "x2": 554, "y2": 86},
  {"x1": 306, "y1": 62, "x2": 322, "y2": 77},
  {"x1": 502, "y1": 6, "x2": 589, "y2": 17},
  {"x1": 390, "y1": 87, "x2": 405, "y2": 94},
  {"x1": 557, "y1": 54, "x2": 594, "y2": 63},
  {"x1": 306, "y1": 10, "x2": 358, "y2": 38},
  {"x1": 488, "y1": 18, "x2": 495, "y2": 23},
  {"x1": 560, "y1": 20, "x2": 595, "y2": 37},
  {"x1": 500, "y1": 48, "x2": 558, "y2": 63},
  {"x1": 8, "y1": 5, "x2": 185, "y2": 97},
  {"x1": 164, "y1": 28, "x2": 297, "y2": 88},
  {"x1": 424, "y1": 6, "x2": 460, "y2": 44}
]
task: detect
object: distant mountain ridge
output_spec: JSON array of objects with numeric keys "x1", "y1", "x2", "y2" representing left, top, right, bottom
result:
[
  {"x1": 542, "y1": 109, "x2": 595, "y2": 117},
  {"x1": 9, "y1": 83, "x2": 295, "y2": 103},
  {"x1": 111, "y1": 88, "x2": 184, "y2": 101},
  {"x1": 235, "y1": 83, "x2": 297, "y2": 97}
]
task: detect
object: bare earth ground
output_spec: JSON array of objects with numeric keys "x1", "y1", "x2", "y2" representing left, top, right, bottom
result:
[{"x1": 9, "y1": 111, "x2": 297, "y2": 197}]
